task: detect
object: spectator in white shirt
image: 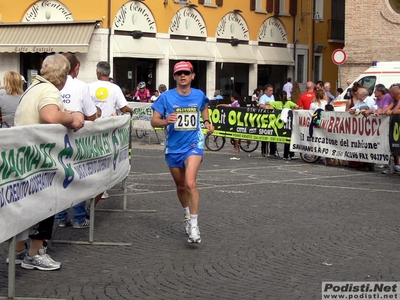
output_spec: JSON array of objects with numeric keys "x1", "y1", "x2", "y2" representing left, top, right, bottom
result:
[{"x1": 282, "y1": 77, "x2": 292, "y2": 99}]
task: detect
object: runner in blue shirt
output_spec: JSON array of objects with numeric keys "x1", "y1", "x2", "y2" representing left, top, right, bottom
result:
[{"x1": 151, "y1": 61, "x2": 214, "y2": 243}]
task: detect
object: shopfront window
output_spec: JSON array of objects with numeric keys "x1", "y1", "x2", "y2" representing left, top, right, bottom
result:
[
  {"x1": 257, "y1": 65, "x2": 287, "y2": 98},
  {"x1": 216, "y1": 63, "x2": 249, "y2": 97},
  {"x1": 114, "y1": 58, "x2": 157, "y2": 99},
  {"x1": 20, "y1": 53, "x2": 47, "y2": 88}
]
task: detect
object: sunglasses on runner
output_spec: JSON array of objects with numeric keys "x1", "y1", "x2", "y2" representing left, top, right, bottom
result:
[{"x1": 174, "y1": 71, "x2": 191, "y2": 76}]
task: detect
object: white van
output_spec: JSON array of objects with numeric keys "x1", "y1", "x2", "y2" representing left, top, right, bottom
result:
[{"x1": 334, "y1": 61, "x2": 400, "y2": 111}]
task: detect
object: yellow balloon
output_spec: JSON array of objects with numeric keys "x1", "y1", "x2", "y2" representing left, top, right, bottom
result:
[{"x1": 95, "y1": 87, "x2": 109, "y2": 101}]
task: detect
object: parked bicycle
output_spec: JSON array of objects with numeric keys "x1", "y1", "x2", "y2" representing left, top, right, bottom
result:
[
  {"x1": 135, "y1": 129, "x2": 149, "y2": 139},
  {"x1": 135, "y1": 128, "x2": 163, "y2": 144},
  {"x1": 299, "y1": 153, "x2": 320, "y2": 163},
  {"x1": 204, "y1": 135, "x2": 259, "y2": 152}
]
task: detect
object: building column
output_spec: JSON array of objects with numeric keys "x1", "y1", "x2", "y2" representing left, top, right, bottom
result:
[
  {"x1": 249, "y1": 41, "x2": 259, "y2": 97},
  {"x1": 156, "y1": 33, "x2": 170, "y2": 89},
  {"x1": 206, "y1": 37, "x2": 217, "y2": 99},
  {"x1": 207, "y1": 61, "x2": 216, "y2": 99},
  {"x1": 249, "y1": 64, "x2": 258, "y2": 97}
]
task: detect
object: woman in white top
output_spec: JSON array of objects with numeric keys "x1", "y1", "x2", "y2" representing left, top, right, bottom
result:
[{"x1": 310, "y1": 90, "x2": 327, "y2": 112}]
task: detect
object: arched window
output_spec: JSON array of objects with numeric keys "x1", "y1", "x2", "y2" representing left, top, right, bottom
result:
[{"x1": 389, "y1": 0, "x2": 400, "y2": 13}]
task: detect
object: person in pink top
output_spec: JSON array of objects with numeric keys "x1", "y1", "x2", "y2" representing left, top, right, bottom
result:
[{"x1": 134, "y1": 81, "x2": 151, "y2": 102}]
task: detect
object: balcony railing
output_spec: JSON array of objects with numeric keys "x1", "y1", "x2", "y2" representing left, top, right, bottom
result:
[{"x1": 328, "y1": 19, "x2": 344, "y2": 41}]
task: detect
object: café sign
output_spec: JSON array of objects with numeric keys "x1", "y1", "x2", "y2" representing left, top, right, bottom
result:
[
  {"x1": 23, "y1": 0, "x2": 73, "y2": 22},
  {"x1": 169, "y1": 7, "x2": 207, "y2": 37},
  {"x1": 14, "y1": 46, "x2": 54, "y2": 53},
  {"x1": 114, "y1": 1, "x2": 156, "y2": 32},
  {"x1": 216, "y1": 13, "x2": 249, "y2": 40},
  {"x1": 258, "y1": 17, "x2": 288, "y2": 44}
]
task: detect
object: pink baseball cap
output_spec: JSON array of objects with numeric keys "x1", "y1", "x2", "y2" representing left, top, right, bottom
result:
[{"x1": 173, "y1": 61, "x2": 193, "y2": 74}]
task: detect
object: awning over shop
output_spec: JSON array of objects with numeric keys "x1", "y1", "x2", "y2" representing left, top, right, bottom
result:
[
  {"x1": 113, "y1": 36, "x2": 165, "y2": 59},
  {"x1": 257, "y1": 46, "x2": 295, "y2": 66},
  {"x1": 215, "y1": 44, "x2": 257, "y2": 64},
  {"x1": 0, "y1": 21, "x2": 97, "y2": 53},
  {"x1": 169, "y1": 40, "x2": 214, "y2": 61}
]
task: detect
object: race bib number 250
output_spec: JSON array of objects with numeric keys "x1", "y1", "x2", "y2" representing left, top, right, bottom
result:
[{"x1": 174, "y1": 107, "x2": 198, "y2": 131}]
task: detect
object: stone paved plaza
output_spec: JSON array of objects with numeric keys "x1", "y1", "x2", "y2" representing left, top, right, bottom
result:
[{"x1": 1, "y1": 135, "x2": 400, "y2": 300}]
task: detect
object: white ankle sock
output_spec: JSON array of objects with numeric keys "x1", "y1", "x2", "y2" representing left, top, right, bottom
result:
[
  {"x1": 190, "y1": 214, "x2": 198, "y2": 227},
  {"x1": 184, "y1": 207, "x2": 190, "y2": 218}
]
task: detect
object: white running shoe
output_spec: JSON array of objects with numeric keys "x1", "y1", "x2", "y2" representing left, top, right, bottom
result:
[
  {"x1": 184, "y1": 216, "x2": 191, "y2": 235},
  {"x1": 188, "y1": 226, "x2": 201, "y2": 243},
  {"x1": 21, "y1": 248, "x2": 61, "y2": 271},
  {"x1": 6, "y1": 249, "x2": 28, "y2": 264}
]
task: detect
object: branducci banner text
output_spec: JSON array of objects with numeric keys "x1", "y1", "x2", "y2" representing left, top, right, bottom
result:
[
  {"x1": 0, "y1": 115, "x2": 131, "y2": 243},
  {"x1": 291, "y1": 110, "x2": 391, "y2": 163}
]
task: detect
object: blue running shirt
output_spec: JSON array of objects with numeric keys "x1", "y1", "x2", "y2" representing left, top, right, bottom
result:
[{"x1": 152, "y1": 88, "x2": 209, "y2": 154}]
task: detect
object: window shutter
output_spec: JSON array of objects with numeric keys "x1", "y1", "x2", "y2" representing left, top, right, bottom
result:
[
  {"x1": 274, "y1": 0, "x2": 280, "y2": 14},
  {"x1": 250, "y1": 0, "x2": 256, "y2": 11},
  {"x1": 266, "y1": 0, "x2": 273, "y2": 12},
  {"x1": 216, "y1": 0, "x2": 223, "y2": 6},
  {"x1": 289, "y1": 0, "x2": 297, "y2": 15},
  {"x1": 198, "y1": 0, "x2": 205, "y2": 4}
]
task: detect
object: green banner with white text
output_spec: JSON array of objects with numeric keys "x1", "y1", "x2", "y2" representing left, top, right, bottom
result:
[
  {"x1": 204, "y1": 107, "x2": 293, "y2": 143},
  {"x1": 0, "y1": 115, "x2": 131, "y2": 243}
]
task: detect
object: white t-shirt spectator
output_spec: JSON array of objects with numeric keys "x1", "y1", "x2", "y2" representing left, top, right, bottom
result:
[
  {"x1": 282, "y1": 82, "x2": 293, "y2": 98},
  {"x1": 88, "y1": 80, "x2": 128, "y2": 117},
  {"x1": 61, "y1": 75, "x2": 97, "y2": 117}
]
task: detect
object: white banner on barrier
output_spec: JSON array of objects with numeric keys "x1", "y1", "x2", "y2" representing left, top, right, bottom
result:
[
  {"x1": 0, "y1": 115, "x2": 131, "y2": 244},
  {"x1": 127, "y1": 102, "x2": 154, "y2": 130},
  {"x1": 290, "y1": 111, "x2": 391, "y2": 163}
]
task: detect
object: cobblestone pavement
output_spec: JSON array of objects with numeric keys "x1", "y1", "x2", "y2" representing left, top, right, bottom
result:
[{"x1": 1, "y1": 131, "x2": 400, "y2": 299}]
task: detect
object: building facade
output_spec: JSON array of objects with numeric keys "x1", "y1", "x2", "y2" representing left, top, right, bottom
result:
[
  {"x1": 0, "y1": 0, "x2": 343, "y2": 98},
  {"x1": 342, "y1": 0, "x2": 400, "y2": 87}
]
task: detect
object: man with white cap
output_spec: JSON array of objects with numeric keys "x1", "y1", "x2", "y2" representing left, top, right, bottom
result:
[{"x1": 151, "y1": 61, "x2": 214, "y2": 244}]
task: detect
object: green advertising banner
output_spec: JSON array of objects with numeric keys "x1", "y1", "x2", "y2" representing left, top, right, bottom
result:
[
  {"x1": 204, "y1": 107, "x2": 293, "y2": 143},
  {"x1": 0, "y1": 115, "x2": 131, "y2": 243}
]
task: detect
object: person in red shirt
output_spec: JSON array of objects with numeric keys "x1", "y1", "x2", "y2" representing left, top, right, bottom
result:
[
  {"x1": 134, "y1": 81, "x2": 151, "y2": 102},
  {"x1": 297, "y1": 81, "x2": 315, "y2": 110}
]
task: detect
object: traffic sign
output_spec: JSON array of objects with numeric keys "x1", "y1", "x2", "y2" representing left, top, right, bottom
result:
[{"x1": 332, "y1": 49, "x2": 347, "y2": 65}]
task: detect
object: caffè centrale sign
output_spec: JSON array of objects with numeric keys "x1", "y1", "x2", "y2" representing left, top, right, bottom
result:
[
  {"x1": 23, "y1": 0, "x2": 73, "y2": 23},
  {"x1": 11, "y1": 0, "x2": 72, "y2": 53}
]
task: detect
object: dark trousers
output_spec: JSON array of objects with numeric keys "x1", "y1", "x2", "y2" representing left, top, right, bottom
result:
[
  {"x1": 261, "y1": 142, "x2": 277, "y2": 155},
  {"x1": 29, "y1": 215, "x2": 55, "y2": 240},
  {"x1": 283, "y1": 143, "x2": 294, "y2": 159}
]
